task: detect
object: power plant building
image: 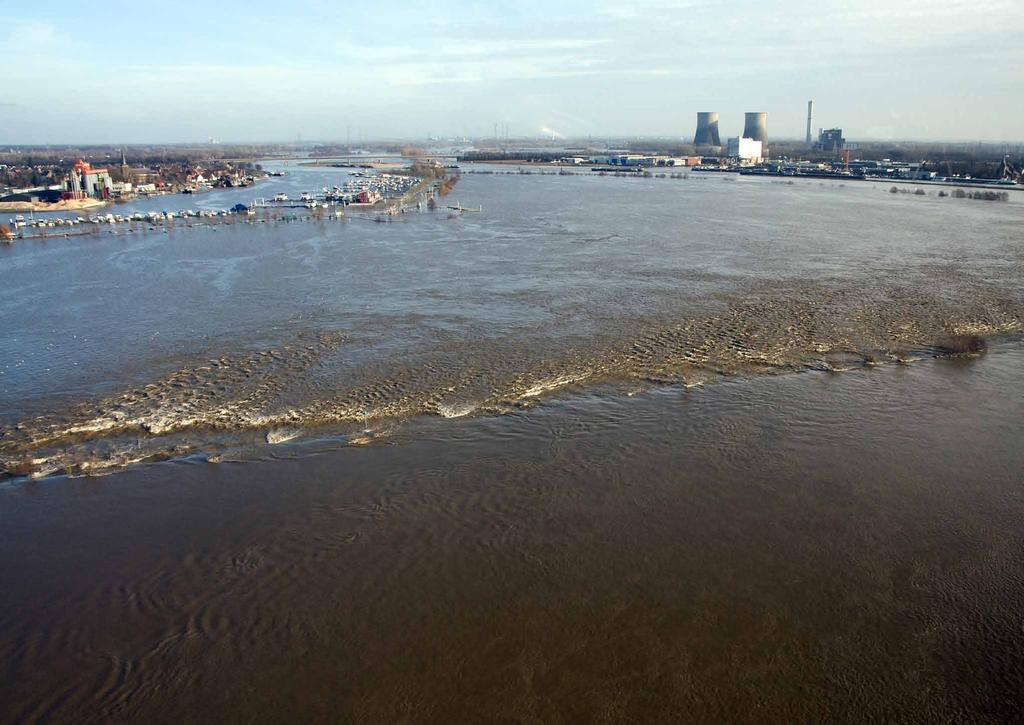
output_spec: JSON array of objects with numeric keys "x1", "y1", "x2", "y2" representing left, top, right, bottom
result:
[
  {"x1": 817, "y1": 128, "x2": 845, "y2": 152},
  {"x1": 727, "y1": 137, "x2": 763, "y2": 162},
  {"x1": 742, "y1": 112, "x2": 769, "y2": 146},
  {"x1": 693, "y1": 112, "x2": 721, "y2": 147}
]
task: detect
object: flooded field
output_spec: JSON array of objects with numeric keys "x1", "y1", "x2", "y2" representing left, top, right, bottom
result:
[
  {"x1": 1, "y1": 163, "x2": 1023, "y2": 722},
  {"x1": 1, "y1": 164, "x2": 1021, "y2": 476}
]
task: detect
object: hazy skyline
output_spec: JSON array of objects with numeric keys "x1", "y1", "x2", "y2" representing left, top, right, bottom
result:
[{"x1": 4, "y1": 0, "x2": 1022, "y2": 144}]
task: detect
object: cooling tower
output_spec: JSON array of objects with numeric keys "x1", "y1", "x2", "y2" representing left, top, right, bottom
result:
[
  {"x1": 743, "y1": 112, "x2": 768, "y2": 145},
  {"x1": 694, "y1": 112, "x2": 721, "y2": 146}
]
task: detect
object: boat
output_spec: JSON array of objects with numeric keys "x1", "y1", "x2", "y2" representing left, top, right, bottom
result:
[{"x1": 446, "y1": 202, "x2": 482, "y2": 213}]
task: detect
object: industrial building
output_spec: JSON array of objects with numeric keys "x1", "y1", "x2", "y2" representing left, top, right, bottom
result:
[
  {"x1": 694, "y1": 112, "x2": 721, "y2": 147},
  {"x1": 590, "y1": 154, "x2": 700, "y2": 167},
  {"x1": 64, "y1": 159, "x2": 113, "y2": 200},
  {"x1": 727, "y1": 137, "x2": 763, "y2": 163},
  {"x1": 805, "y1": 101, "x2": 814, "y2": 147},
  {"x1": 742, "y1": 112, "x2": 769, "y2": 147},
  {"x1": 817, "y1": 128, "x2": 845, "y2": 152}
]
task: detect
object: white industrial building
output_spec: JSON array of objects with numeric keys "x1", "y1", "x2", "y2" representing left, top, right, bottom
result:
[{"x1": 727, "y1": 137, "x2": 763, "y2": 163}]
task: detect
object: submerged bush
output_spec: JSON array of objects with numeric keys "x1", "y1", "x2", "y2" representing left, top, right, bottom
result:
[
  {"x1": 947, "y1": 188, "x2": 1010, "y2": 201},
  {"x1": 935, "y1": 334, "x2": 987, "y2": 355}
]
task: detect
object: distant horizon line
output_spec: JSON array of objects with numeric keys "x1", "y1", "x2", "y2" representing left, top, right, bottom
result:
[{"x1": 3, "y1": 136, "x2": 1023, "y2": 148}]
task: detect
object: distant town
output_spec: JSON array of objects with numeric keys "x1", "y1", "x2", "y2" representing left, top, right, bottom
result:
[
  {"x1": 1, "y1": 112, "x2": 1022, "y2": 214},
  {"x1": 458, "y1": 108, "x2": 1022, "y2": 186},
  {"x1": 0, "y1": 150, "x2": 267, "y2": 212}
]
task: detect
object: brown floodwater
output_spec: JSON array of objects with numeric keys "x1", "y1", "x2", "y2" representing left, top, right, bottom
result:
[
  {"x1": 2, "y1": 164, "x2": 1023, "y2": 477},
  {"x1": 2, "y1": 164, "x2": 1023, "y2": 722},
  {"x1": 1, "y1": 343, "x2": 1022, "y2": 723}
]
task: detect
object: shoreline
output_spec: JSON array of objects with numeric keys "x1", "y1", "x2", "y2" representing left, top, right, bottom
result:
[
  {"x1": 3, "y1": 176, "x2": 270, "y2": 216},
  {"x1": 864, "y1": 176, "x2": 1024, "y2": 191},
  {"x1": 298, "y1": 160, "x2": 407, "y2": 170},
  {"x1": 0, "y1": 198, "x2": 109, "y2": 213},
  {"x1": 465, "y1": 158, "x2": 1023, "y2": 189}
]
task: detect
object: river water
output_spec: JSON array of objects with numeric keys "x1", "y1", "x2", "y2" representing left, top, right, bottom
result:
[{"x1": 1, "y1": 163, "x2": 1023, "y2": 722}]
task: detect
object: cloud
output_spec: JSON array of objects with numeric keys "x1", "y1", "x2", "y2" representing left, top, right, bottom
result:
[
  {"x1": 331, "y1": 37, "x2": 610, "y2": 69},
  {"x1": 1, "y1": 0, "x2": 1022, "y2": 142},
  {"x1": 6, "y1": 20, "x2": 60, "y2": 50},
  {"x1": 439, "y1": 38, "x2": 609, "y2": 57}
]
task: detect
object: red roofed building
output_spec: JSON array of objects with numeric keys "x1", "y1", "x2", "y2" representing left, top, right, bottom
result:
[{"x1": 64, "y1": 159, "x2": 113, "y2": 200}]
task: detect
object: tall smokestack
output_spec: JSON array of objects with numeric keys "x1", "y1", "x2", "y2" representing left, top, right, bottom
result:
[
  {"x1": 694, "y1": 112, "x2": 721, "y2": 147},
  {"x1": 806, "y1": 101, "x2": 813, "y2": 147},
  {"x1": 743, "y1": 112, "x2": 768, "y2": 146}
]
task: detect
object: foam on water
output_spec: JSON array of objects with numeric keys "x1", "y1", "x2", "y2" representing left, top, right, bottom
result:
[
  {"x1": 436, "y1": 401, "x2": 481, "y2": 419},
  {"x1": 266, "y1": 428, "x2": 303, "y2": 445}
]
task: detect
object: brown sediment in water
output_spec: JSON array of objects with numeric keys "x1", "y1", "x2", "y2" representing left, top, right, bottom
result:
[
  {"x1": 1, "y1": 331, "x2": 344, "y2": 472},
  {"x1": 934, "y1": 334, "x2": 988, "y2": 355},
  {"x1": 2, "y1": 349, "x2": 1024, "y2": 723},
  {"x1": 1, "y1": 279, "x2": 1021, "y2": 478}
]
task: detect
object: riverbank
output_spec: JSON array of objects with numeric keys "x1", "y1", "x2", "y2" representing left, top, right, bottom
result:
[
  {"x1": 299, "y1": 160, "x2": 407, "y2": 170},
  {"x1": 469, "y1": 158, "x2": 598, "y2": 167},
  {"x1": 0, "y1": 197, "x2": 108, "y2": 213},
  {"x1": 864, "y1": 176, "x2": 1023, "y2": 192}
]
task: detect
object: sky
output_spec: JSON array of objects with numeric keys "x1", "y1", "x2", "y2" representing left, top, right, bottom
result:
[{"x1": 3, "y1": 0, "x2": 1022, "y2": 144}]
